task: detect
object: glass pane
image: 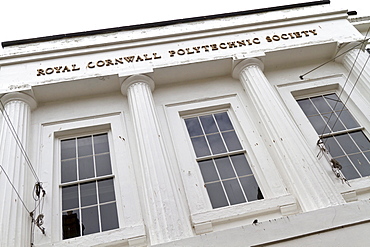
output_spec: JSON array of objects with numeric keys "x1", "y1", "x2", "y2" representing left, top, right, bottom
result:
[
  {"x1": 61, "y1": 159, "x2": 77, "y2": 183},
  {"x1": 81, "y1": 206, "x2": 100, "y2": 235},
  {"x1": 190, "y1": 136, "x2": 211, "y2": 157},
  {"x1": 240, "y1": 176, "x2": 260, "y2": 202},
  {"x1": 205, "y1": 182, "x2": 228, "y2": 208},
  {"x1": 297, "y1": 99, "x2": 318, "y2": 116},
  {"x1": 349, "y1": 154, "x2": 370, "y2": 177},
  {"x1": 198, "y1": 160, "x2": 219, "y2": 183},
  {"x1": 185, "y1": 118, "x2": 203, "y2": 137},
  {"x1": 338, "y1": 110, "x2": 360, "y2": 129},
  {"x1": 214, "y1": 156, "x2": 235, "y2": 180},
  {"x1": 223, "y1": 179, "x2": 246, "y2": 205},
  {"x1": 207, "y1": 133, "x2": 227, "y2": 154},
  {"x1": 322, "y1": 113, "x2": 345, "y2": 132},
  {"x1": 98, "y1": 179, "x2": 116, "y2": 203},
  {"x1": 324, "y1": 94, "x2": 345, "y2": 111},
  {"x1": 336, "y1": 134, "x2": 360, "y2": 155},
  {"x1": 93, "y1": 134, "x2": 109, "y2": 154},
  {"x1": 231, "y1": 154, "x2": 252, "y2": 176},
  {"x1": 62, "y1": 185, "x2": 79, "y2": 211},
  {"x1": 61, "y1": 139, "x2": 76, "y2": 160},
  {"x1": 78, "y1": 156, "x2": 95, "y2": 180},
  {"x1": 95, "y1": 154, "x2": 112, "y2": 177},
  {"x1": 80, "y1": 182, "x2": 97, "y2": 207},
  {"x1": 307, "y1": 115, "x2": 327, "y2": 134},
  {"x1": 336, "y1": 156, "x2": 360, "y2": 180},
  {"x1": 78, "y1": 136, "x2": 93, "y2": 157},
  {"x1": 214, "y1": 112, "x2": 233, "y2": 131},
  {"x1": 199, "y1": 115, "x2": 218, "y2": 134},
  {"x1": 62, "y1": 210, "x2": 81, "y2": 239},
  {"x1": 350, "y1": 132, "x2": 370, "y2": 151},
  {"x1": 222, "y1": 131, "x2": 242, "y2": 151},
  {"x1": 324, "y1": 137, "x2": 345, "y2": 157},
  {"x1": 311, "y1": 96, "x2": 332, "y2": 113},
  {"x1": 100, "y1": 203, "x2": 119, "y2": 231}
]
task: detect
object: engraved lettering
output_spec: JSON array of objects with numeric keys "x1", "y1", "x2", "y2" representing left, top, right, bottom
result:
[
  {"x1": 62, "y1": 66, "x2": 71, "y2": 72},
  {"x1": 168, "y1": 50, "x2": 176, "y2": 57},
  {"x1": 144, "y1": 54, "x2": 152, "y2": 60},
  {"x1": 309, "y1": 29, "x2": 317, "y2": 35},
  {"x1": 124, "y1": 56, "x2": 135, "y2": 62},
  {"x1": 105, "y1": 60, "x2": 114, "y2": 66},
  {"x1": 186, "y1": 48, "x2": 194, "y2": 54},
  {"x1": 37, "y1": 69, "x2": 45, "y2": 76},
  {"x1": 87, "y1": 62, "x2": 95, "y2": 68},
  {"x1": 72, "y1": 64, "x2": 80, "y2": 71},
  {"x1": 115, "y1": 58, "x2": 123, "y2": 65},
  {"x1": 96, "y1": 61, "x2": 105, "y2": 67},
  {"x1": 54, "y1": 66, "x2": 62, "y2": 73}
]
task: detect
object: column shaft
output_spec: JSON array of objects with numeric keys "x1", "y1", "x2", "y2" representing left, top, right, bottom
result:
[
  {"x1": 233, "y1": 59, "x2": 344, "y2": 211},
  {"x1": 342, "y1": 49, "x2": 370, "y2": 103},
  {"x1": 123, "y1": 76, "x2": 191, "y2": 244},
  {"x1": 0, "y1": 98, "x2": 33, "y2": 247}
]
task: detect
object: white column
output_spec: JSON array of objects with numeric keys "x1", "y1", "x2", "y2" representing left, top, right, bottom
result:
[
  {"x1": 233, "y1": 58, "x2": 344, "y2": 212},
  {"x1": 0, "y1": 92, "x2": 37, "y2": 247},
  {"x1": 342, "y1": 49, "x2": 370, "y2": 102},
  {"x1": 121, "y1": 75, "x2": 192, "y2": 244}
]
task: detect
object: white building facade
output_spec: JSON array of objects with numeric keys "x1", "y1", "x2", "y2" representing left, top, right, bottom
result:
[{"x1": 1, "y1": 1, "x2": 370, "y2": 246}]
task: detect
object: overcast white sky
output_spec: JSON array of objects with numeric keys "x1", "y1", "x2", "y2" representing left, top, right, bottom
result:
[{"x1": 0, "y1": 0, "x2": 368, "y2": 46}]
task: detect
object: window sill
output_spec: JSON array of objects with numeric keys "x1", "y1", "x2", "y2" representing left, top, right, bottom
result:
[
  {"x1": 191, "y1": 194, "x2": 298, "y2": 234},
  {"x1": 35, "y1": 224, "x2": 146, "y2": 247},
  {"x1": 339, "y1": 176, "x2": 370, "y2": 202}
]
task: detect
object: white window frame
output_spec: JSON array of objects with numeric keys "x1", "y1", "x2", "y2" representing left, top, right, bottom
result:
[
  {"x1": 277, "y1": 74, "x2": 370, "y2": 201},
  {"x1": 35, "y1": 113, "x2": 145, "y2": 246},
  {"x1": 165, "y1": 94, "x2": 297, "y2": 234}
]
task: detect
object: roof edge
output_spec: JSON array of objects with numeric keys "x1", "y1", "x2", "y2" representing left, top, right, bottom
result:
[{"x1": 1, "y1": 0, "x2": 330, "y2": 48}]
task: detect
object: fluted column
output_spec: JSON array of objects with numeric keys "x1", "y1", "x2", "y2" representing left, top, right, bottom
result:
[
  {"x1": 0, "y1": 92, "x2": 37, "y2": 247},
  {"x1": 233, "y1": 58, "x2": 344, "y2": 212},
  {"x1": 342, "y1": 48, "x2": 370, "y2": 102},
  {"x1": 121, "y1": 75, "x2": 191, "y2": 244}
]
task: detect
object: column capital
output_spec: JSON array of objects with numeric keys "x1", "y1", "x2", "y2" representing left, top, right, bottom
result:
[
  {"x1": 1, "y1": 92, "x2": 37, "y2": 110},
  {"x1": 121, "y1": 74, "x2": 155, "y2": 96},
  {"x1": 232, "y1": 58, "x2": 264, "y2": 79}
]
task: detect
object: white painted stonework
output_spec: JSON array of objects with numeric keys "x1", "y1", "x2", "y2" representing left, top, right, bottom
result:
[{"x1": 0, "y1": 3, "x2": 370, "y2": 247}]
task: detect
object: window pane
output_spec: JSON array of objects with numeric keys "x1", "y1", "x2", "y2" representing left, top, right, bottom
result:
[
  {"x1": 338, "y1": 110, "x2": 360, "y2": 129},
  {"x1": 336, "y1": 156, "x2": 360, "y2": 180},
  {"x1": 100, "y1": 203, "x2": 119, "y2": 231},
  {"x1": 62, "y1": 185, "x2": 79, "y2": 211},
  {"x1": 214, "y1": 156, "x2": 235, "y2": 180},
  {"x1": 297, "y1": 99, "x2": 317, "y2": 116},
  {"x1": 350, "y1": 132, "x2": 370, "y2": 151},
  {"x1": 61, "y1": 159, "x2": 77, "y2": 183},
  {"x1": 214, "y1": 112, "x2": 233, "y2": 131},
  {"x1": 311, "y1": 96, "x2": 332, "y2": 113},
  {"x1": 324, "y1": 137, "x2": 345, "y2": 157},
  {"x1": 80, "y1": 182, "x2": 97, "y2": 207},
  {"x1": 95, "y1": 154, "x2": 112, "y2": 177},
  {"x1": 190, "y1": 136, "x2": 211, "y2": 157},
  {"x1": 222, "y1": 131, "x2": 242, "y2": 151},
  {"x1": 322, "y1": 113, "x2": 345, "y2": 132},
  {"x1": 205, "y1": 182, "x2": 228, "y2": 208},
  {"x1": 207, "y1": 133, "x2": 227, "y2": 154},
  {"x1": 61, "y1": 139, "x2": 76, "y2": 160},
  {"x1": 198, "y1": 160, "x2": 219, "y2": 183},
  {"x1": 63, "y1": 210, "x2": 81, "y2": 239},
  {"x1": 78, "y1": 156, "x2": 95, "y2": 180},
  {"x1": 223, "y1": 179, "x2": 246, "y2": 205},
  {"x1": 348, "y1": 154, "x2": 370, "y2": 177},
  {"x1": 231, "y1": 154, "x2": 253, "y2": 176},
  {"x1": 199, "y1": 115, "x2": 218, "y2": 134},
  {"x1": 81, "y1": 206, "x2": 100, "y2": 235},
  {"x1": 324, "y1": 94, "x2": 345, "y2": 111},
  {"x1": 240, "y1": 176, "x2": 260, "y2": 202},
  {"x1": 78, "y1": 136, "x2": 93, "y2": 157},
  {"x1": 307, "y1": 115, "x2": 327, "y2": 134},
  {"x1": 185, "y1": 118, "x2": 203, "y2": 137},
  {"x1": 98, "y1": 179, "x2": 116, "y2": 203},
  {"x1": 93, "y1": 134, "x2": 109, "y2": 154},
  {"x1": 336, "y1": 134, "x2": 360, "y2": 155}
]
